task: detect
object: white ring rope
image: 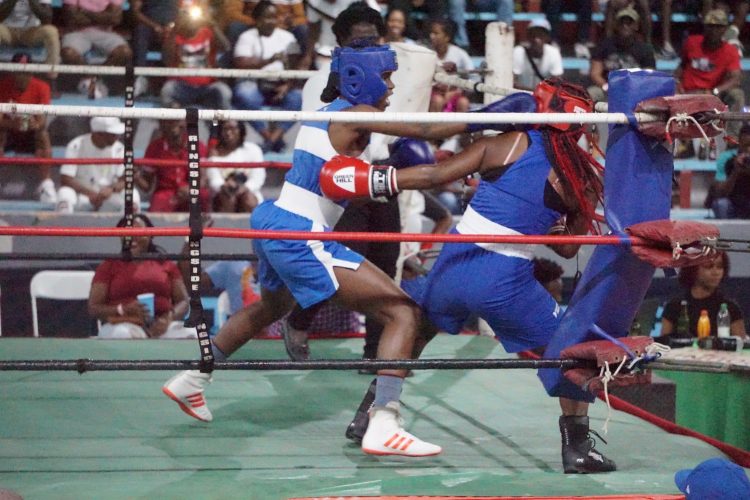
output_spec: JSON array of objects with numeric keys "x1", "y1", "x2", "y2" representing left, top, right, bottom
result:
[
  {"x1": 0, "y1": 102, "x2": 659, "y2": 125},
  {"x1": 0, "y1": 62, "x2": 317, "y2": 80}
]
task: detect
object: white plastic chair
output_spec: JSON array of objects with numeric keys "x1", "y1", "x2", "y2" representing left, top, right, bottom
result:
[{"x1": 30, "y1": 270, "x2": 95, "y2": 337}]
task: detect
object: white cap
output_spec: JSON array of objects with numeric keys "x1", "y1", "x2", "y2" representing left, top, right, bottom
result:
[
  {"x1": 528, "y1": 17, "x2": 551, "y2": 32},
  {"x1": 90, "y1": 116, "x2": 125, "y2": 135}
]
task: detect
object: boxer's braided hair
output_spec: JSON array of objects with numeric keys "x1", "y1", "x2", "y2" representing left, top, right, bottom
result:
[{"x1": 538, "y1": 79, "x2": 604, "y2": 234}]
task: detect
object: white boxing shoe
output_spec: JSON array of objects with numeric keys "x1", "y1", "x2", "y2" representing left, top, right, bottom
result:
[
  {"x1": 162, "y1": 370, "x2": 213, "y2": 422},
  {"x1": 361, "y1": 401, "x2": 442, "y2": 457}
]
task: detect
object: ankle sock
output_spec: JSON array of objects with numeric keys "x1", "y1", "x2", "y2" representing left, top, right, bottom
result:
[{"x1": 373, "y1": 374, "x2": 403, "y2": 407}]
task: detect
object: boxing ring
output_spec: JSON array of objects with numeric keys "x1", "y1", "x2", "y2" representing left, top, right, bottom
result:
[{"x1": 1, "y1": 51, "x2": 749, "y2": 498}]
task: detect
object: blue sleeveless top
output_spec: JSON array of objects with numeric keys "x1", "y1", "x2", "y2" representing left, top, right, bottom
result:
[
  {"x1": 285, "y1": 98, "x2": 352, "y2": 202},
  {"x1": 468, "y1": 130, "x2": 563, "y2": 235}
]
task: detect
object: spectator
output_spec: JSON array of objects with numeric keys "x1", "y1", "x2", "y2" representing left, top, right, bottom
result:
[
  {"x1": 136, "y1": 117, "x2": 210, "y2": 212},
  {"x1": 706, "y1": 123, "x2": 750, "y2": 219},
  {"x1": 216, "y1": 0, "x2": 254, "y2": 44},
  {"x1": 542, "y1": 0, "x2": 592, "y2": 58},
  {"x1": 0, "y1": 0, "x2": 60, "y2": 74},
  {"x1": 271, "y1": 0, "x2": 313, "y2": 67},
  {"x1": 675, "y1": 9, "x2": 744, "y2": 138},
  {"x1": 232, "y1": 0, "x2": 303, "y2": 153},
  {"x1": 449, "y1": 0, "x2": 513, "y2": 50},
  {"x1": 130, "y1": 0, "x2": 178, "y2": 70},
  {"x1": 306, "y1": 0, "x2": 381, "y2": 61},
  {"x1": 660, "y1": 251, "x2": 746, "y2": 338},
  {"x1": 384, "y1": 8, "x2": 415, "y2": 44},
  {"x1": 512, "y1": 16, "x2": 563, "y2": 91},
  {"x1": 533, "y1": 257, "x2": 565, "y2": 303},
  {"x1": 385, "y1": 0, "x2": 443, "y2": 45},
  {"x1": 56, "y1": 116, "x2": 141, "y2": 213},
  {"x1": 161, "y1": 0, "x2": 232, "y2": 109},
  {"x1": 60, "y1": 0, "x2": 133, "y2": 93},
  {"x1": 0, "y1": 52, "x2": 54, "y2": 202},
  {"x1": 89, "y1": 213, "x2": 196, "y2": 339},
  {"x1": 206, "y1": 120, "x2": 266, "y2": 213},
  {"x1": 603, "y1": 0, "x2": 652, "y2": 47},
  {"x1": 588, "y1": 6, "x2": 655, "y2": 103},
  {"x1": 715, "y1": 0, "x2": 748, "y2": 56},
  {"x1": 428, "y1": 18, "x2": 473, "y2": 113}
]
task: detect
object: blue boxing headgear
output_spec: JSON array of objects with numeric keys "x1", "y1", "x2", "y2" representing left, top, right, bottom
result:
[{"x1": 331, "y1": 45, "x2": 398, "y2": 106}]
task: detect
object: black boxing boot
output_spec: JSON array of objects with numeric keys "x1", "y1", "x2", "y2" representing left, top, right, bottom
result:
[
  {"x1": 559, "y1": 416, "x2": 617, "y2": 473},
  {"x1": 345, "y1": 378, "x2": 376, "y2": 444}
]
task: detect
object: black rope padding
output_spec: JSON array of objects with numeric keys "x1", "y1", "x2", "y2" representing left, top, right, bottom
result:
[
  {"x1": 121, "y1": 61, "x2": 136, "y2": 257},
  {"x1": 0, "y1": 253, "x2": 257, "y2": 261},
  {"x1": 184, "y1": 107, "x2": 212, "y2": 370},
  {"x1": 0, "y1": 358, "x2": 590, "y2": 372}
]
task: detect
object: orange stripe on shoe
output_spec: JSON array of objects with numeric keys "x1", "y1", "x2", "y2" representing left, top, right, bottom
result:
[
  {"x1": 392, "y1": 436, "x2": 407, "y2": 449},
  {"x1": 400, "y1": 438, "x2": 414, "y2": 451},
  {"x1": 383, "y1": 434, "x2": 400, "y2": 447}
]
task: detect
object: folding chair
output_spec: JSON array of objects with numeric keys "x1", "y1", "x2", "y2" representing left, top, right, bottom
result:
[{"x1": 30, "y1": 270, "x2": 95, "y2": 337}]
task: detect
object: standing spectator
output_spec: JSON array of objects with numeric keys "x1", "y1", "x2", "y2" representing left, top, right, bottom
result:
[
  {"x1": 60, "y1": 0, "x2": 132, "y2": 93},
  {"x1": 512, "y1": 16, "x2": 563, "y2": 91},
  {"x1": 136, "y1": 117, "x2": 210, "y2": 213},
  {"x1": 232, "y1": 0, "x2": 303, "y2": 152},
  {"x1": 0, "y1": 52, "x2": 53, "y2": 202},
  {"x1": 206, "y1": 120, "x2": 266, "y2": 213},
  {"x1": 450, "y1": 0, "x2": 513, "y2": 50},
  {"x1": 660, "y1": 252, "x2": 746, "y2": 338},
  {"x1": 56, "y1": 116, "x2": 141, "y2": 213},
  {"x1": 89, "y1": 214, "x2": 196, "y2": 339},
  {"x1": 0, "y1": 0, "x2": 60, "y2": 73},
  {"x1": 428, "y1": 18, "x2": 473, "y2": 113},
  {"x1": 675, "y1": 9, "x2": 744, "y2": 139},
  {"x1": 706, "y1": 124, "x2": 750, "y2": 219},
  {"x1": 542, "y1": 0, "x2": 592, "y2": 58},
  {"x1": 161, "y1": 0, "x2": 232, "y2": 109},
  {"x1": 588, "y1": 6, "x2": 655, "y2": 103}
]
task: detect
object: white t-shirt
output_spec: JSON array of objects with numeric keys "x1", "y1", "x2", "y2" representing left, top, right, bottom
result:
[
  {"x1": 60, "y1": 134, "x2": 125, "y2": 191},
  {"x1": 234, "y1": 27, "x2": 300, "y2": 72},
  {"x1": 3, "y1": 0, "x2": 52, "y2": 29},
  {"x1": 207, "y1": 141, "x2": 266, "y2": 202},
  {"x1": 437, "y1": 44, "x2": 474, "y2": 73},
  {"x1": 512, "y1": 43, "x2": 564, "y2": 90}
]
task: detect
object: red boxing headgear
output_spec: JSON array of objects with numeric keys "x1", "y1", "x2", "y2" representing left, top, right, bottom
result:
[{"x1": 533, "y1": 78, "x2": 593, "y2": 131}]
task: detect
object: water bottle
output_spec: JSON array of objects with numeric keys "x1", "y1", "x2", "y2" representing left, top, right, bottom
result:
[
  {"x1": 708, "y1": 138, "x2": 717, "y2": 161},
  {"x1": 697, "y1": 309, "x2": 711, "y2": 339},
  {"x1": 717, "y1": 302, "x2": 731, "y2": 338},
  {"x1": 676, "y1": 300, "x2": 690, "y2": 337}
]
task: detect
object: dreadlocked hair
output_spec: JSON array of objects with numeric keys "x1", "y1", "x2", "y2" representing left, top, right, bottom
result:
[{"x1": 538, "y1": 81, "x2": 603, "y2": 234}]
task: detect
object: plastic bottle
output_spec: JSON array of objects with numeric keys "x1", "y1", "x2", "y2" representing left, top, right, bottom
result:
[
  {"x1": 717, "y1": 303, "x2": 731, "y2": 338},
  {"x1": 698, "y1": 140, "x2": 707, "y2": 160},
  {"x1": 676, "y1": 300, "x2": 690, "y2": 337},
  {"x1": 697, "y1": 309, "x2": 711, "y2": 339},
  {"x1": 708, "y1": 138, "x2": 717, "y2": 161}
]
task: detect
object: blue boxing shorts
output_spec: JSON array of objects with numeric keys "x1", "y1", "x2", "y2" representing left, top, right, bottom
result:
[
  {"x1": 251, "y1": 200, "x2": 364, "y2": 308},
  {"x1": 410, "y1": 241, "x2": 561, "y2": 352}
]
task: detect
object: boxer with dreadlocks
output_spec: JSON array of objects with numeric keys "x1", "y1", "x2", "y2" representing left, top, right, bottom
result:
[{"x1": 322, "y1": 78, "x2": 616, "y2": 473}]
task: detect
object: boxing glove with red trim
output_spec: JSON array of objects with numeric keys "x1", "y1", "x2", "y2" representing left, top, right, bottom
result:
[{"x1": 319, "y1": 155, "x2": 398, "y2": 200}]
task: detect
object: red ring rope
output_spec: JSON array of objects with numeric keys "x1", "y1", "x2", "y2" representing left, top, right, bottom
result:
[{"x1": 0, "y1": 226, "x2": 645, "y2": 246}]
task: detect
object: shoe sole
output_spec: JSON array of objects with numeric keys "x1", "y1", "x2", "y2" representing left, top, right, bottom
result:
[
  {"x1": 162, "y1": 386, "x2": 211, "y2": 422},
  {"x1": 362, "y1": 446, "x2": 441, "y2": 457}
]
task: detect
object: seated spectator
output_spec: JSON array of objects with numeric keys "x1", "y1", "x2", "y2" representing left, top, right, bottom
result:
[
  {"x1": 207, "y1": 120, "x2": 266, "y2": 212},
  {"x1": 588, "y1": 6, "x2": 655, "y2": 103},
  {"x1": 428, "y1": 18, "x2": 473, "y2": 113},
  {"x1": 675, "y1": 9, "x2": 744, "y2": 138},
  {"x1": 0, "y1": 52, "x2": 54, "y2": 202},
  {"x1": 161, "y1": 0, "x2": 232, "y2": 109},
  {"x1": 512, "y1": 16, "x2": 563, "y2": 91},
  {"x1": 131, "y1": 0, "x2": 178, "y2": 71},
  {"x1": 216, "y1": 0, "x2": 255, "y2": 44},
  {"x1": 0, "y1": 0, "x2": 60, "y2": 74},
  {"x1": 56, "y1": 116, "x2": 141, "y2": 213},
  {"x1": 449, "y1": 0, "x2": 512, "y2": 50},
  {"x1": 136, "y1": 117, "x2": 210, "y2": 212},
  {"x1": 384, "y1": 8, "x2": 415, "y2": 44},
  {"x1": 715, "y1": 0, "x2": 748, "y2": 56},
  {"x1": 659, "y1": 251, "x2": 746, "y2": 338},
  {"x1": 604, "y1": 0, "x2": 652, "y2": 47},
  {"x1": 89, "y1": 213, "x2": 196, "y2": 339},
  {"x1": 60, "y1": 0, "x2": 132, "y2": 93},
  {"x1": 232, "y1": 1, "x2": 303, "y2": 152},
  {"x1": 272, "y1": 0, "x2": 313, "y2": 68},
  {"x1": 543, "y1": 0, "x2": 592, "y2": 58},
  {"x1": 385, "y1": 0, "x2": 442, "y2": 45},
  {"x1": 706, "y1": 123, "x2": 750, "y2": 219}
]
